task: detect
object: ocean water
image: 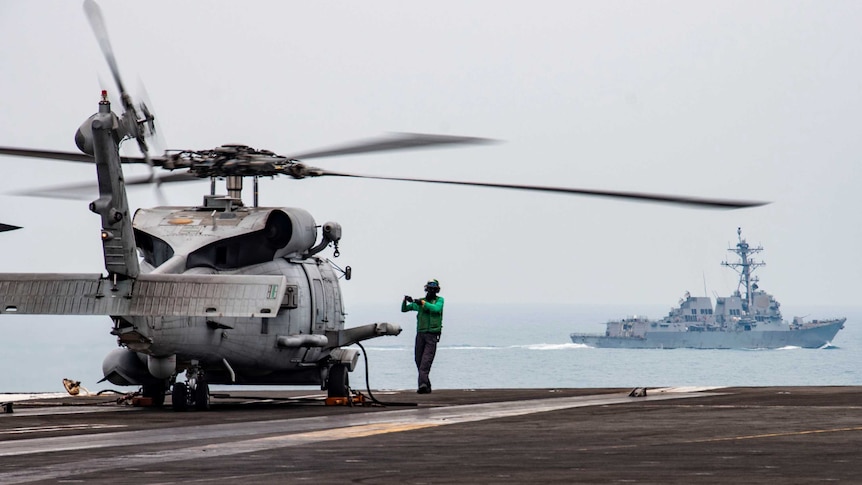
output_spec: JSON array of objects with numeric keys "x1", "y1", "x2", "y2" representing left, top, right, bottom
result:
[
  {"x1": 0, "y1": 303, "x2": 858, "y2": 393},
  {"x1": 348, "y1": 303, "x2": 861, "y2": 391}
]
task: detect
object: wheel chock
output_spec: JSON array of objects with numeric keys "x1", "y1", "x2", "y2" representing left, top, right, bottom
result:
[
  {"x1": 132, "y1": 396, "x2": 155, "y2": 407},
  {"x1": 325, "y1": 394, "x2": 367, "y2": 406}
]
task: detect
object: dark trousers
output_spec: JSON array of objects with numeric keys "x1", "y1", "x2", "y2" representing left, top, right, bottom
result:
[{"x1": 414, "y1": 332, "x2": 439, "y2": 389}]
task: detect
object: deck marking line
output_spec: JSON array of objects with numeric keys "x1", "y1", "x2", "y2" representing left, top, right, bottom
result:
[
  {"x1": 686, "y1": 425, "x2": 862, "y2": 444},
  {"x1": 0, "y1": 424, "x2": 125, "y2": 435}
]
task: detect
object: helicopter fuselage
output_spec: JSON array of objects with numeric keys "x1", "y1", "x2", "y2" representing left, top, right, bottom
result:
[{"x1": 106, "y1": 203, "x2": 352, "y2": 386}]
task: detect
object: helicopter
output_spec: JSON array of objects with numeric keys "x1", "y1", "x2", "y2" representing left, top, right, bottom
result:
[{"x1": 0, "y1": 1, "x2": 766, "y2": 410}]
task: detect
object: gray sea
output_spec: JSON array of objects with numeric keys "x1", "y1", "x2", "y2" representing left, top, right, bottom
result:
[{"x1": 0, "y1": 303, "x2": 858, "y2": 394}]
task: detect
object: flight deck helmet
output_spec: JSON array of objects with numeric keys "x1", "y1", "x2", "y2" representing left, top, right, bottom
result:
[{"x1": 424, "y1": 279, "x2": 441, "y2": 294}]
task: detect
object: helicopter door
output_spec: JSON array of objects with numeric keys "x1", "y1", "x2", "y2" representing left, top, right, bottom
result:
[
  {"x1": 321, "y1": 275, "x2": 338, "y2": 331},
  {"x1": 311, "y1": 278, "x2": 326, "y2": 334}
]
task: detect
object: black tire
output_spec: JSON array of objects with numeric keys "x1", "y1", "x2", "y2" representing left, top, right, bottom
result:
[
  {"x1": 142, "y1": 382, "x2": 166, "y2": 407},
  {"x1": 172, "y1": 382, "x2": 188, "y2": 412},
  {"x1": 327, "y1": 363, "x2": 349, "y2": 398},
  {"x1": 194, "y1": 380, "x2": 210, "y2": 411}
]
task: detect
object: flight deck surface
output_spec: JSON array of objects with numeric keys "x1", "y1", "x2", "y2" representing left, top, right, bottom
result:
[{"x1": 1, "y1": 387, "x2": 860, "y2": 484}]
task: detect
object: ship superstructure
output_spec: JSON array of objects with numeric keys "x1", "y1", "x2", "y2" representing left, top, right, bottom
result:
[{"x1": 570, "y1": 229, "x2": 845, "y2": 349}]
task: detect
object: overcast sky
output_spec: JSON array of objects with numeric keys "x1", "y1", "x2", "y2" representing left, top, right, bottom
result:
[{"x1": 0, "y1": 1, "x2": 860, "y2": 311}]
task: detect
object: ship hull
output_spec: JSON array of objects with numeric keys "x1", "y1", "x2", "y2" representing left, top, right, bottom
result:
[{"x1": 571, "y1": 319, "x2": 845, "y2": 349}]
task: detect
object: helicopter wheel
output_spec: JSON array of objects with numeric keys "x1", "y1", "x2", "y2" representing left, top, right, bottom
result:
[
  {"x1": 193, "y1": 378, "x2": 211, "y2": 411},
  {"x1": 171, "y1": 382, "x2": 188, "y2": 412},
  {"x1": 142, "y1": 381, "x2": 166, "y2": 407},
  {"x1": 327, "y1": 363, "x2": 349, "y2": 398}
]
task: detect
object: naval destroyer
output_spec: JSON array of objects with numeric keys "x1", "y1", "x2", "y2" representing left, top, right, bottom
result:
[{"x1": 570, "y1": 229, "x2": 845, "y2": 349}]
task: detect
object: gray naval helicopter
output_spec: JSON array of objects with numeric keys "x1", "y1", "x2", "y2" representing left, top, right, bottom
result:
[{"x1": 0, "y1": 1, "x2": 765, "y2": 410}]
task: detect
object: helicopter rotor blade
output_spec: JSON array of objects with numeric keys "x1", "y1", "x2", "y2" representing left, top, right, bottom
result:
[
  {"x1": 1, "y1": 145, "x2": 767, "y2": 208},
  {"x1": 84, "y1": 0, "x2": 154, "y2": 166},
  {"x1": 6, "y1": 172, "x2": 200, "y2": 200},
  {"x1": 285, "y1": 133, "x2": 497, "y2": 160},
  {"x1": 0, "y1": 223, "x2": 22, "y2": 233},
  {"x1": 309, "y1": 170, "x2": 768, "y2": 209},
  {"x1": 83, "y1": 0, "x2": 127, "y2": 98},
  {"x1": 0, "y1": 146, "x2": 163, "y2": 165},
  {"x1": 0, "y1": 147, "x2": 97, "y2": 163}
]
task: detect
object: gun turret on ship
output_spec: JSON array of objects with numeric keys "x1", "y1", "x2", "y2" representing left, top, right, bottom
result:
[{"x1": 570, "y1": 229, "x2": 845, "y2": 349}]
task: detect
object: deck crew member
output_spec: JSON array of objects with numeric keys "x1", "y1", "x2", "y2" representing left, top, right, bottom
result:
[{"x1": 402, "y1": 279, "x2": 444, "y2": 394}]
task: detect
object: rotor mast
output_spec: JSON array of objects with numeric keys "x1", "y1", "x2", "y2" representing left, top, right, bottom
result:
[
  {"x1": 226, "y1": 175, "x2": 243, "y2": 203},
  {"x1": 721, "y1": 227, "x2": 764, "y2": 315},
  {"x1": 205, "y1": 176, "x2": 259, "y2": 208}
]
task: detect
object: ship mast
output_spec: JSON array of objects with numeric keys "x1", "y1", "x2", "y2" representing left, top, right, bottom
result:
[{"x1": 721, "y1": 227, "x2": 765, "y2": 316}]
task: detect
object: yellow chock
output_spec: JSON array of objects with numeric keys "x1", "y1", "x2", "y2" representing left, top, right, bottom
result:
[
  {"x1": 132, "y1": 396, "x2": 154, "y2": 407},
  {"x1": 325, "y1": 394, "x2": 367, "y2": 406}
]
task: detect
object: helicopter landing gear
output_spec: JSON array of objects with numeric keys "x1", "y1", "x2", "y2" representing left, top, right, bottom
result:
[
  {"x1": 191, "y1": 374, "x2": 211, "y2": 411},
  {"x1": 171, "y1": 382, "x2": 188, "y2": 411},
  {"x1": 327, "y1": 363, "x2": 349, "y2": 399},
  {"x1": 171, "y1": 363, "x2": 210, "y2": 411},
  {"x1": 141, "y1": 380, "x2": 167, "y2": 407}
]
